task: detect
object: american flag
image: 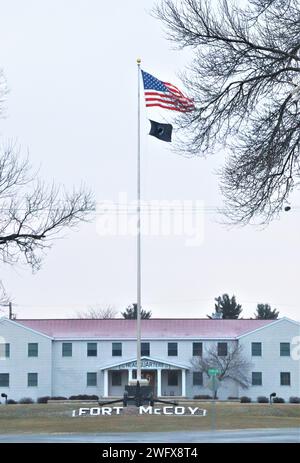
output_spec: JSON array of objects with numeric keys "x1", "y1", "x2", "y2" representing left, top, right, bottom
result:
[{"x1": 141, "y1": 70, "x2": 195, "y2": 113}]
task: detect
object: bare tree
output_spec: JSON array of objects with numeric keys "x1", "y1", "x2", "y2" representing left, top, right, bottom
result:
[
  {"x1": 0, "y1": 68, "x2": 94, "y2": 271},
  {"x1": 0, "y1": 145, "x2": 94, "y2": 270},
  {"x1": 192, "y1": 343, "x2": 252, "y2": 397},
  {"x1": 77, "y1": 305, "x2": 118, "y2": 319},
  {"x1": 155, "y1": 0, "x2": 300, "y2": 224}
]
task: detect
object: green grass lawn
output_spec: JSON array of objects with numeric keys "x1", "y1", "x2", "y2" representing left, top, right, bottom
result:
[{"x1": 0, "y1": 402, "x2": 299, "y2": 434}]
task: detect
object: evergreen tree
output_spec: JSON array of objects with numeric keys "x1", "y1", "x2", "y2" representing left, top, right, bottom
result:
[
  {"x1": 121, "y1": 303, "x2": 152, "y2": 320},
  {"x1": 254, "y1": 303, "x2": 279, "y2": 319},
  {"x1": 210, "y1": 294, "x2": 242, "y2": 319}
]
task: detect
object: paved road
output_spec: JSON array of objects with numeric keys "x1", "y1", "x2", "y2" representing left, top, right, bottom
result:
[{"x1": 0, "y1": 428, "x2": 299, "y2": 443}]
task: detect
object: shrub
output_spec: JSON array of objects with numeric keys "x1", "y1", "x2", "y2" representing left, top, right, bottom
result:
[
  {"x1": 68, "y1": 394, "x2": 99, "y2": 400},
  {"x1": 227, "y1": 396, "x2": 239, "y2": 400},
  {"x1": 289, "y1": 396, "x2": 300, "y2": 404},
  {"x1": 19, "y1": 397, "x2": 34, "y2": 404},
  {"x1": 37, "y1": 396, "x2": 51, "y2": 404},
  {"x1": 7, "y1": 399, "x2": 17, "y2": 404},
  {"x1": 50, "y1": 396, "x2": 68, "y2": 401},
  {"x1": 257, "y1": 396, "x2": 269, "y2": 403},
  {"x1": 272, "y1": 397, "x2": 285, "y2": 403},
  {"x1": 193, "y1": 394, "x2": 212, "y2": 400},
  {"x1": 240, "y1": 396, "x2": 251, "y2": 403}
]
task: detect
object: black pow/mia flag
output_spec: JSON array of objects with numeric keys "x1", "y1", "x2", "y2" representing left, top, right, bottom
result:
[{"x1": 149, "y1": 120, "x2": 173, "y2": 142}]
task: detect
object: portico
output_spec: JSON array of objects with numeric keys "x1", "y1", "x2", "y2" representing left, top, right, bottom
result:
[{"x1": 100, "y1": 356, "x2": 188, "y2": 398}]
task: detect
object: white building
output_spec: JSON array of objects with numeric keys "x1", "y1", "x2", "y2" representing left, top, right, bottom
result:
[{"x1": 0, "y1": 317, "x2": 299, "y2": 401}]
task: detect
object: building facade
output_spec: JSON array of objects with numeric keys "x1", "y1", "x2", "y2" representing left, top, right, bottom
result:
[{"x1": 0, "y1": 317, "x2": 299, "y2": 402}]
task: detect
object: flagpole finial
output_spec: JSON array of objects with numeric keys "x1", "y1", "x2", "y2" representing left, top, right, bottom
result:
[{"x1": 137, "y1": 58, "x2": 141, "y2": 65}]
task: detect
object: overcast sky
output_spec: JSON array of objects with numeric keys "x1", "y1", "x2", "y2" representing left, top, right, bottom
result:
[{"x1": 0, "y1": 0, "x2": 299, "y2": 321}]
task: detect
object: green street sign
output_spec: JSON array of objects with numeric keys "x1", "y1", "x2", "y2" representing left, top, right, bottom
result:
[{"x1": 208, "y1": 368, "x2": 219, "y2": 376}]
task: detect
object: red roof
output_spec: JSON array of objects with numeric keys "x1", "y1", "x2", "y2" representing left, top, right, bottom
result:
[{"x1": 15, "y1": 318, "x2": 274, "y2": 339}]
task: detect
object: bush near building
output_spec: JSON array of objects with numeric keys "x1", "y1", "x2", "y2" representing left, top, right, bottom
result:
[
  {"x1": 273, "y1": 397, "x2": 285, "y2": 403},
  {"x1": 193, "y1": 395, "x2": 213, "y2": 400},
  {"x1": 18, "y1": 398, "x2": 34, "y2": 404},
  {"x1": 289, "y1": 397, "x2": 300, "y2": 403},
  {"x1": 68, "y1": 395, "x2": 99, "y2": 400},
  {"x1": 37, "y1": 396, "x2": 51, "y2": 403},
  {"x1": 257, "y1": 396, "x2": 269, "y2": 403},
  {"x1": 240, "y1": 396, "x2": 251, "y2": 403}
]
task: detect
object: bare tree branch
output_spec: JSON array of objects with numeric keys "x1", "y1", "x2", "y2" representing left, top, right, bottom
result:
[
  {"x1": 155, "y1": 0, "x2": 300, "y2": 224},
  {"x1": 192, "y1": 343, "x2": 252, "y2": 396},
  {"x1": 77, "y1": 305, "x2": 118, "y2": 319},
  {"x1": 0, "y1": 146, "x2": 95, "y2": 270}
]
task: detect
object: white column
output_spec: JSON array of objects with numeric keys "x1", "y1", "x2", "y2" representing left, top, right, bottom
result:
[
  {"x1": 181, "y1": 369, "x2": 186, "y2": 397},
  {"x1": 128, "y1": 369, "x2": 133, "y2": 382},
  {"x1": 157, "y1": 369, "x2": 162, "y2": 397},
  {"x1": 103, "y1": 370, "x2": 108, "y2": 397}
]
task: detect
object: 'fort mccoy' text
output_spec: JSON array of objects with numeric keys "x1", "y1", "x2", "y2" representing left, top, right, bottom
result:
[{"x1": 72, "y1": 406, "x2": 207, "y2": 416}]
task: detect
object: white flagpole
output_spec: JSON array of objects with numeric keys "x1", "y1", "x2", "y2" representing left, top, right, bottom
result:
[{"x1": 136, "y1": 58, "x2": 142, "y2": 382}]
